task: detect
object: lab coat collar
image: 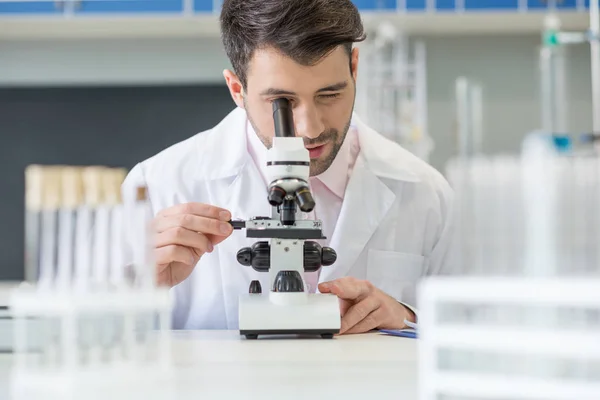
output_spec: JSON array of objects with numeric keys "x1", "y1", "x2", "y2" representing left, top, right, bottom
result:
[
  {"x1": 198, "y1": 107, "x2": 421, "y2": 184},
  {"x1": 350, "y1": 112, "x2": 421, "y2": 183},
  {"x1": 197, "y1": 107, "x2": 251, "y2": 181}
]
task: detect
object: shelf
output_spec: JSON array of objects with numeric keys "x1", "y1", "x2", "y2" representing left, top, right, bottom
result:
[
  {"x1": 75, "y1": 0, "x2": 184, "y2": 14},
  {"x1": 0, "y1": 0, "x2": 591, "y2": 16},
  {"x1": 0, "y1": 0, "x2": 592, "y2": 39},
  {"x1": 0, "y1": 11, "x2": 590, "y2": 39},
  {"x1": 352, "y1": 0, "x2": 398, "y2": 10},
  {"x1": 464, "y1": 0, "x2": 520, "y2": 10},
  {"x1": 0, "y1": 0, "x2": 214, "y2": 14},
  {"x1": 0, "y1": 1, "x2": 62, "y2": 14}
]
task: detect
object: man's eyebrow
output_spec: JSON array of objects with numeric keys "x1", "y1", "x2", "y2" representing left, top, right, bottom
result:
[
  {"x1": 259, "y1": 88, "x2": 297, "y2": 97},
  {"x1": 316, "y1": 81, "x2": 348, "y2": 93},
  {"x1": 259, "y1": 81, "x2": 348, "y2": 97}
]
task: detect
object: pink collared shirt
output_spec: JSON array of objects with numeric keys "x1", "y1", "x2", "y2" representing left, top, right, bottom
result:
[{"x1": 246, "y1": 120, "x2": 361, "y2": 292}]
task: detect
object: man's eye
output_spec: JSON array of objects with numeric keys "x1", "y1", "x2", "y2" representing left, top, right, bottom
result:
[
  {"x1": 270, "y1": 97, "x2": 293, "y2": 103},
  {"x1": 320, "y1": 93, "x2": 340, "y2": 99}
]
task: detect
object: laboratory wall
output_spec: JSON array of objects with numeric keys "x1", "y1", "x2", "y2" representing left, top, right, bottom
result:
[
  {"x1": 0, "y1": 38, "x2": 228, "y2": 86},
  {"x1": 1, "y1": 34, "x2": 593, "y2": 173}
]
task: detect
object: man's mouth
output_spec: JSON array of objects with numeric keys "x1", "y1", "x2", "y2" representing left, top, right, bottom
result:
[{"x1": 306, "y1": 143, "x2": 326, "y2": 159}]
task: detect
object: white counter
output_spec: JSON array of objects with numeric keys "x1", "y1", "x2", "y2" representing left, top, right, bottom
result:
[
  {"x1": 0, "y1": 282, "x2": 25, "y2": 353},
  {"x1": 168, "y1": 330, "x2": 418, "y2": 398},
  {"x1": 0, "y1": 330, "x2": 419, "y2": 400}
]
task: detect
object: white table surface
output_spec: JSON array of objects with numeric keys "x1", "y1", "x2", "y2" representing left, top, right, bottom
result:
[
  {"x1": 0, "y1": 281, "x2": 22, "y2": 309},
  {"x1": 0, "y1": 329, "x2": 419, "y2": 400}
]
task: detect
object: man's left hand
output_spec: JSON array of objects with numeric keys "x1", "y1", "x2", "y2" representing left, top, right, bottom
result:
[{"x1": 318, "y1": 277, "x2": 415, "y2": 335}]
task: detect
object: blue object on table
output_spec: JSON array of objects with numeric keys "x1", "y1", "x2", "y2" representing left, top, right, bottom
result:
[
  {"x1": 404, "y1": 319, "x2": 418, "y2": 330},
  {"x1": 379, "y1": 329, "x2": 417, "y2": 339}
]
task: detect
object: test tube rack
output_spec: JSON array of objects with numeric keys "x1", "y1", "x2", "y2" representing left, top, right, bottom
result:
[
  {"x1": 10, "y1": 165, "x2": 173, "y2": 400},
  {"x1": 418, "y1": 277, "x2": 600, "y2": 400},
  {"x1": 419, "y1": 154, "x2": 600, "y2": 400}
]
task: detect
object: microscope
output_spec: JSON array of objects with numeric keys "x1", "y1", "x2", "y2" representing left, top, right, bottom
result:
[{"x1": 231, "y1": 98, "x2": 341, "y2": 340}]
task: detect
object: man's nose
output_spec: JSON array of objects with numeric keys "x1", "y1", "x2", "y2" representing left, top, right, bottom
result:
[{"x1": 294, "y1": 105, "x2": 325, "y2": 140}]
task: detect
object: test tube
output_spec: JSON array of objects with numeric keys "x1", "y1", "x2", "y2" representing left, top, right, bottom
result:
[
  {"x1": 24, "y1": 165, "x2": 44, "y2": 284},
  {"x1": 56, "y1": 167, "x2": 82, "y2": 290},
  {"x1": 92, "y1": 168, "x2": 110, "y2": 289},
  {"x1": 38, "y1": 167, "x2": 61, "y2": 291},
  {"x1": 120, "y1": 185, "x2": 154, "y2": 364},
  {"x1": 108, "y1": 168, "x2": 127, "y2": 289},
  {"x1": 76, "y1": 167, "x2": 104, "y2": 366},
  {"x1": 132, "y1": 186, "x2": 155, "y2": 289},
  {"x1": 108, "y1": 170, "x2": 129, "y2": 359},
  {"x1": 102, "y1": 168, "x2": 127, "y2": 363},
  {"x1": 35, "y1": 167, "x2": 62, "y2": 366},
  {"x1": 74, "y1": 167, "x2": 100, "y2": 292}
]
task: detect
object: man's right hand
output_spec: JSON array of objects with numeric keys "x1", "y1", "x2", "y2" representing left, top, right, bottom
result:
[{"x1": 152, "y1": 203, "x2": 234, "y2": 287}]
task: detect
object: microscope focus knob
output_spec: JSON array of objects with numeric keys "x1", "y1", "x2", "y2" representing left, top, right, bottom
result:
[
  {"x1": 237, "y1": 242, "x2": 271, "y2": 272},
  {"x1": 321, "y1": 247, "x2": 337, "y2": 266},
  {"x1": 273, "y1": 271, "x2": 304, "y2": 292},
  {"x1": 236, "y1": 247, "x2": 253, "y2": 266},
  {"x1": 303, "y1": 241, "x2": 323, "y2": 272},
  {"x1": 249, "y1": 280, "x2": 262, "y2": 294},
  {"x1": 250, "y1": 241, "x2": 271, "y2": 272}
]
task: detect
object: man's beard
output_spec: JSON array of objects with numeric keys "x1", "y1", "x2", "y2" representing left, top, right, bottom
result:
[{"x1": 245, "y1": 103, "x2": 352, "y2": 177}]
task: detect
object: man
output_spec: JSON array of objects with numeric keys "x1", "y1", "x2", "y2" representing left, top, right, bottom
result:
[{"x1": 122, "y1": 0, "x2": 455, "y2": 334}]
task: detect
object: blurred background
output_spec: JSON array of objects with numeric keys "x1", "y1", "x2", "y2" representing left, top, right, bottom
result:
[{"x1": 0, "y1": 0, "x2": 595, "y2": 281}]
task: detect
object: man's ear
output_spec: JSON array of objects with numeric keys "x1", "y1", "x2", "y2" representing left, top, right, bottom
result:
[
  {"x1": 350, "y1": 47, "x2": 359, "y2": 81},
  {"x1": 223, "y1": 69, "x2": 245, "y2": 109}
]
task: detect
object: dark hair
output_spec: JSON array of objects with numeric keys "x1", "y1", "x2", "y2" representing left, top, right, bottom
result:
[{"x1": 220, "y1": 0, "x2": 366, "y2": 88}]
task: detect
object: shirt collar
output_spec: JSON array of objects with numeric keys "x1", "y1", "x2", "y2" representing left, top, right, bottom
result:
[{"x1": 312, "y1": 124, "x2": 359, "y2": 199}]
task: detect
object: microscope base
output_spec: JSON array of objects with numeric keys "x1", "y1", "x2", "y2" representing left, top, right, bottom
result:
[{"x1": 238, "y1": 293, "x2": 341, "y2": 339}]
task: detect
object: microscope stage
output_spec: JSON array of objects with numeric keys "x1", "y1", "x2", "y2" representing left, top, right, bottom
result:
[{"x1": 238, "y1": 293, "x2": 341, "y2": 339}]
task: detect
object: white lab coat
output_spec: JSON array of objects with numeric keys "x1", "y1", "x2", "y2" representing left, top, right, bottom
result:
[{"x1": 121, "y1": 107, "x2": 456, "y2": 330}]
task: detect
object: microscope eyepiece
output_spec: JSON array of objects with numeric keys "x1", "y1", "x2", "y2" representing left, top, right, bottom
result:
[
  {"x1": 295, "y1": 187, "x2": 315, "y2": 213},
  {"x1": 267, "y1": 185, "x2": 286, "y2": 207},
  {"x1": 272, "y1": 98, "x2": 295, "y2": 138}
]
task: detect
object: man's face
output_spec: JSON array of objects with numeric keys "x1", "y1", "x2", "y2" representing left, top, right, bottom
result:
[{"x1": 232, "y1": 46, "x2": 358, "y2": 176}]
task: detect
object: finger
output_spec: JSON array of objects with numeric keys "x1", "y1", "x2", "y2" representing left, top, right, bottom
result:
[
  {"x1": 340, "y1": 296, "x2": 381, "y2": 334},
  {"x1": 154, "y1": 214, "x2": 233, "y2": 237},
  {"x1": 156, "y1": 262, "x2": 194, "y2": 288},
  {"x1": 155, "y1": 244, "x2": 199, "y2": 270},
  {"x1": 204, "y1": 233, "x2": 232, "y2": 247},
  {"x1": 339, "y1": 299, "x2": 353, "y2": 318},
  {"x1": 344, "y1": 307, "x2": 385, "y2": 335},
  {"x1": 155, "y1": 227, "x2": 214, "y2": 253},
  {"x1": 157, "y1": 203, "x2": 231, "y2": 221},
  {"x1": 319, "y1": 278, "x2": 372, "y2": 301}
]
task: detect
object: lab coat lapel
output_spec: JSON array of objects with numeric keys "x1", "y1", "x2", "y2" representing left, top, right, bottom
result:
[{"x1": 319, "y1": 155, "x2": 396, "y2": 283}]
